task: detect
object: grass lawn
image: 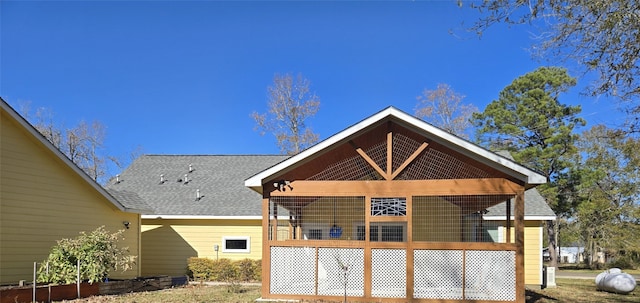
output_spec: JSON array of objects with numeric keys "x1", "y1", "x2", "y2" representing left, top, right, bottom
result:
[
  {"x1": 55, "y1": 279, "x2": 638, "y2": 303},
  {"x1": 526, "y1": 278, "x2": 639, "y2": 303}
]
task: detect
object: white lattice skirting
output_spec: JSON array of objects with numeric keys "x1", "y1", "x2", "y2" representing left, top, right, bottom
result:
[{"x1": 269, "y1": 247, "x2": 516, "y2": 301}]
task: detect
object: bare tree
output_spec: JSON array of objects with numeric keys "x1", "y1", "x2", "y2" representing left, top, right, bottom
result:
[
  {"x1": 464, "y1": 0, "x2": 640, "y2": 133},
  {"x1": 414, "y1": 83, "x2": 477, "y2": 139},
  {"x1": 19, "y1": 102, "x2": 118, "y2": 184},
  {"x1": 252, "y1": 73, "x2": 320, "y2": 155}
]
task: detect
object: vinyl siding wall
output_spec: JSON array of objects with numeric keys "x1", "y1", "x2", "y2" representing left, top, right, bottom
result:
[
  {"x1": 0, "y1": 111, "x2": 141, "y2": 284},
  {"x1": 505, "y1": 221, "x2": 543, "y2": 286},
  {"x1": 140, "y1": 219, "x2": 262, "y2": 276}
]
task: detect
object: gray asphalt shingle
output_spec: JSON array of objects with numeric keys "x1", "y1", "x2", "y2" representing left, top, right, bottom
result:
[
  {"x1": 106, "y1": 155, "x2": 288, "y2": 216},
  {"x1": 108, "y1": 152, "x2": 554, "y2": 219}
]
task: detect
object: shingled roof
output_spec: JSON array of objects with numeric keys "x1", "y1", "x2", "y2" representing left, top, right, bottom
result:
[
  {"x1": 484, "y1": 151, "x2": 556, "y2": 220},
  {"x1": 106, "y1": 155, "x2": 288, "y2": 217},
  {"x1": 484, "y1": 188, "x2": 556, "y2": 220},
  {"x1": 109, "y1": 152, "x2": 554, "y2": 220}
]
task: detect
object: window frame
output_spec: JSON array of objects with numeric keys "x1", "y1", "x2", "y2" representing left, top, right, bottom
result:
[
  {"x1": 222, "y1": 236, "x2": 251, "y2": 253},
  {"x1": 353, "y1": 222, "x2": 407, "y2": 242}
]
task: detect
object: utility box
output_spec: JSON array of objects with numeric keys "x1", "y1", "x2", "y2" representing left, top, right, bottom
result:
[{"x1": 543, "y1": 266, "x2": 557, "y2": 288}]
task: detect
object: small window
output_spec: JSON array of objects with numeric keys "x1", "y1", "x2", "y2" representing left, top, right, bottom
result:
[
  {"x1": 356, "y1": 226, "x2": 366, "y2": 241},
  {"x1": 358, "y1": 223, "x2": 406, "y2": 242},
  {"x1": 308, "y1": 229, "x2": 323, "y2": 240},
  {"x1": 222, "y1": 236, "x2": 250, "y2": 253},
  {"x1": 381, "y1": 225, "x2": 404, "y2": 242}
]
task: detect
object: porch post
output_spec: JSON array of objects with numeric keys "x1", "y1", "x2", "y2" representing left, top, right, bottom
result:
[
  {"x1": 515, "y1": 187, "x2": 525, "y2": 303},
  {"x1": 261, "y1": 195, "x2": 271, "y2": 297}
]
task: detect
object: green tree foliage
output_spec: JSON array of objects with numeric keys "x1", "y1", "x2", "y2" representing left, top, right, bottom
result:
[
  {"x1": 472, "y1": 66, "x2": 585, "y2": 267},
  {"x1": 414, "y1": 83, "x2": 478, "y2": 139},
  {"x1": 574, "y1": 125, "x2": 640, "y2": 267},
  {"x1": 252, "y1": 73, "x2": 320, "y2": 155},
  {"x1": 465, "y1": 0, "x2": 640, "y2": 132},
  {"x1": 473, "y1": 67, "x2": 584, "y2": 186},
  {"x1": 37, "y1": 226, "x2": 136, "y2": 284}
]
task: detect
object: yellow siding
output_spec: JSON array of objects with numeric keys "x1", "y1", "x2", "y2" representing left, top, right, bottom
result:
[
  {"x1": 141, "y1": 219, "x2": 262, "y2": 276},
  {"x1": 504, "y1": 221, "x2": 543, "y2": 285},
  {"x1": 298, "y1": 197, "x2": 364, "y2": 240},
  {"x1": 413, "y1": 196, "x2": 461, "y2": 242},
  {"x1": 1, "y1": 110, "x2": 141, "y2": 284}
]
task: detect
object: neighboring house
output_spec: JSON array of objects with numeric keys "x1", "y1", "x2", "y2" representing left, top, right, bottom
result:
[
  {"x1": 245, "y1": 107, "x2": 547, "y2": 303},
  {"x1": 0, "y1": 98, "x2": 147, "y2": 285},
  {"x1": 543, "y1": 246, "x2": 589, "y2": 264},
  {"x1": 106, "y1": 155, "x2": 287, "y2": 276}
]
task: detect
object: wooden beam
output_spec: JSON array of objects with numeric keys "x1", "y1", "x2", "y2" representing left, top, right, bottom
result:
[
  {"x1": 350, "y1": 141, "x2": 388, "y2": 180},
  {"x1": 405, "y1": 196, "x2": 414, "y2": 300},
  {"x1": 515, "y1": 186, "x2": 525, "y2": 303},
  {"x1": 387, "y1": 127, "x2": 393, "y2": 176},
  {"x1": 506, "y1": 199, "x2": 512, "y2": 243},
  {"x1": 391, "y1": 142, "x2": 429, "y2": 180},
  {"x1": 269, "y1": 179, "x2": 520, "y2": 196},
  {"x1": 364, "y1": 195, "x2": 372, "y2": 298},
  {"x1": 261, "y1": 196, "x2": 270, "y2": 298}
]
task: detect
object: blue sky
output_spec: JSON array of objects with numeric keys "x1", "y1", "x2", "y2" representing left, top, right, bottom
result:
[{"x1": 1, "y1": 1, "x2": 621, "y2": 164}]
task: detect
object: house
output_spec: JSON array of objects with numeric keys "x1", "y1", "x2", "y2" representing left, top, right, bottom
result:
[
  {"x1": 0, "y1": 98, "x2": 147, "y2": 285},
  {"x1": 106, "y1": 155, "x2": 287, "y2": 276},
  {"x1": 543, "y1": 246, "x2": 589, "y2": 264},
  {"x1": 245, "y1": 107, "x2": 547, "y2": 303},
  {"x1": 483, "y1": 188, "x2": 556, "y2": 287}
]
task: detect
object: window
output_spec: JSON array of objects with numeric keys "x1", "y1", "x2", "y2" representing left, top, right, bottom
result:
[
  {"x1": 381, "y1": 225, "x2": 404, "y2": 242},
  {"x1": 308, "y1": 229, "x2": 323, "y2": 240},
  {"x1": 301, "y1": 223, "x2": 329, "y2": 240},
  {"x1": 222, "y1": 236, "x2": 250, "y2": 253},
  {"x1": 354, "y1": 223, "x2": 406, "y2": 242}
]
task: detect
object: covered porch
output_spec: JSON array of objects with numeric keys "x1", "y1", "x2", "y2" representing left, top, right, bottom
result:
[{"x1": 246, "y1": 108, "x2": 545, "y2": 303}]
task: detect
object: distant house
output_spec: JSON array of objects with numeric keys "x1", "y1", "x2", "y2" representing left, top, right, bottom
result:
[
  {"x1": 543, "y1": 246, "x2": 594, "y2": 264},
  {"x1": 245, "y1": 107, "x2": 549, "y2": 302},
  {"x1": 107, "y1": 155, "x2": 287, "y2": 276},
  {"x1": 0, "y1": 98, "x2": 147, "y2": 285}
]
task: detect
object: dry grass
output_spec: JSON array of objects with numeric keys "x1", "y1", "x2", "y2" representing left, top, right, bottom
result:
[
  {"x1": 55, "y1": 284, "x2": 262, "y2": 303},
  {"x1": 526, "y1": 278, "x2": 639, "y2": 303},
  {"x1": 55, "y1": 279, "x2": 639, "y2": 303}
]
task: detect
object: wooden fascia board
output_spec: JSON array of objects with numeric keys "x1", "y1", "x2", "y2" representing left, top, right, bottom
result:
[{"x1": 268, "y1": 178, "x2": 520, "y2": 196}]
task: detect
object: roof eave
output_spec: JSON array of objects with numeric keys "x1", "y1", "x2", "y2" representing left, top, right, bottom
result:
[
  {"x1": 483, "y1": 215, "x2": 557, "y2": 221},
  {"x1": 1, "y1": 98, "x2": 136, "y2": 213}
]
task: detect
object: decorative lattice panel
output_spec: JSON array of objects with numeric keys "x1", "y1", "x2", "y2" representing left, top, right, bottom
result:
[
  {"x1": 270, "y1": 247, "x2": 316, "y2": 295},
  {"x1": 371, "y1": 197, "x2": 406, "y2": 216},
  {"x1": 413, "y1": 250, "x2": 464, "y2": 299},
  {"x1": 317, "y1": 248, "x2": 365, "y2": 296},
  {"x1": 308, "y1": 155, "x2": 382, "y2": 181},
  {"x1": 465, "y1": 250, "x2": 516, "y2": 301},
  {"x1": 399, "y1": 147, "x2": 492, "y2": 180},
  {"x1": 371, "y1": 249, "x2": 406, "y2": 298}
]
